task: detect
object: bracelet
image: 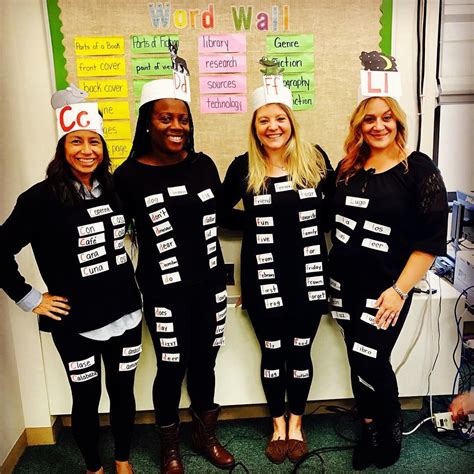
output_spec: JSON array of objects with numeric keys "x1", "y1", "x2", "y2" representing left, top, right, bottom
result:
[{"x1": 392, "y1": 284, "x2": 409, "y2": 300}]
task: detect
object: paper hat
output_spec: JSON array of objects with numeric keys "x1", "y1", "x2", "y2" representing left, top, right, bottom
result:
[
  {"x1": 251, "y1": 75, "x2": 293, "y2": 112},
  {"x1": 55, "y1": 102, "x2": 103, "y2": 141},
  {"x1": 140, "y1": 41, "x2": 191, "y2": 107},
  {"x1": 358, "y1": 51, "x2": 402, "y2": 100}
]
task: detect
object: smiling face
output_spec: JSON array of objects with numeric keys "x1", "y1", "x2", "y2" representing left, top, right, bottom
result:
[
  {"x1": 361, "y1": 98, "x2": 398, "y2": 152},
  {"x1": 64, "y1": 130, "x2": 103, "y2": 186},
  {"x1": 149, "y1": 99, "x2": 190, "y2": 158},
  {"x1": 254, "y1": 103, "x2": 292, "y2": 154}
]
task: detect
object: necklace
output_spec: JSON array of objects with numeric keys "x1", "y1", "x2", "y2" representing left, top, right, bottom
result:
[{"x1": 269, "y1": 162, "x2": 287, "y2": 171}]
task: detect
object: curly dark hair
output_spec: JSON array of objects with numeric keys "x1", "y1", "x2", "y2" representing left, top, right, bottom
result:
[
  {"x1": 46, "y1": 134, "x2": 114, "y2": 206},
  {"x1": 127, "y1": 99, "x2": 195, "y2": 160}
]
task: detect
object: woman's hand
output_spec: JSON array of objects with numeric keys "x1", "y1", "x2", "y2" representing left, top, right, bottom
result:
[
  {"x1": 33, "y1": 292, "x2": 70, "y2": 320},
  {"x1": 235, "y1": 296, "x2": 242, "y2": 308},
  {"x1": 374, "y1": 287, "x2": 405, "y2": 330}
]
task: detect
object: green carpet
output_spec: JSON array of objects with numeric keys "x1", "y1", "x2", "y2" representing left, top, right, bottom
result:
[{"x1": 13, "y1": 405, "x2": 474, "y2": 473}]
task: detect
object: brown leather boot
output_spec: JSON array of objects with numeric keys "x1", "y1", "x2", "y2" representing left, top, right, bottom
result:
[
  {"x1": 158, "y1": 424, "x2": 184, "y2": 474},
  {"x1": 191, "y1": 406, "x2": 235, "y2": 469}
]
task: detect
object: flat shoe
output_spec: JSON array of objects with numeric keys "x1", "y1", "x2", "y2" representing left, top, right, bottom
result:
[
  {"x1": 287, "y1": 430, "x2": 308, "y2": 463},
  {"x1": 265, "y1": 437, "x2": 287, "y2": 464}
]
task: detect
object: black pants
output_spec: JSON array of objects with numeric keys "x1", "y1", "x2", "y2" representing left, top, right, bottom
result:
[
  {"x1": 143, "y1": 281, "x2": 227, "y2": 426},
  {"x1": 52, "y1": 322, "x2": 142, "y2": 472},
  {"x1": 334, "y1": 291, "x2": 413, "y2": 422},
  {"x1": 248, "y1": 310, "x2": 322, "y2": 417}
]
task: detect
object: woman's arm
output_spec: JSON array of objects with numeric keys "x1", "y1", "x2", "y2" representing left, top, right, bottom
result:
[
  {"x1": 374, "y1": 250, "x2": 434, "y2": 329},
  {"x1": 0, "y1": 189, "x2": 70, "y2": 319}
]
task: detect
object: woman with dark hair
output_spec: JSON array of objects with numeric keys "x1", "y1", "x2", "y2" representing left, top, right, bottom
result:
[
  {"x1": 113, "y1": 79, "x2": 234, "y2": 474},
  {"x1": 328, "y1": 92, "x2": 448, "y2": 469},
  {"x1": 221, "y1": 78, "x2": 332, "y2": 464},
  {"x1": 0, "y1": 100, "x2": 142, "y2": 474}
]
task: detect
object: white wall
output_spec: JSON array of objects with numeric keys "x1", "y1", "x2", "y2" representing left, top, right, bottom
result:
[
  {"x1": 1, "y1": 0, "x2": 56, "y2": 462},
  {"x1": 0, "y1": 0, "x2": 465, "y2": 461}
]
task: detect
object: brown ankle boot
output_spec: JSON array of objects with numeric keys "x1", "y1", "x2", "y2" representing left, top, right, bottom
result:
[
  {"x1": 191, "y1": 406, "x2": 235, "y2": 469},
  {"x1": 158, "y1": 424, "x2": 184, "y2": 474}
]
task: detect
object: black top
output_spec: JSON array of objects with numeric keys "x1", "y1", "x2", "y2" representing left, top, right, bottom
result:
[
  {"x1": 221, "y1": 148, "x2": 333, "y2": 318},
  {"x1": 0, "y1": 180, "x2": 142, "y2": 333},
  {"x1": 113, "y1": 151, "x2": 225, "y2": 296},
  {"x1": 328, "y1": 151, "x2": 448, "y2": 294}
]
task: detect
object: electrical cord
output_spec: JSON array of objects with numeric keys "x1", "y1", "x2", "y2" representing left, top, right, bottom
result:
[{"x1": 403, "y1": 416, "x2": 432, "y2": 435}]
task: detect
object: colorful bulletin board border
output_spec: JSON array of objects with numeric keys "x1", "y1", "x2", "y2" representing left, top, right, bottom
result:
[{"x1": 45, "y1": 0, "x2": 393, "y2": 91}]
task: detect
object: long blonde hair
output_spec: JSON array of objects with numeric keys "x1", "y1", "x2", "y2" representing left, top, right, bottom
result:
[
  {"x1": 338, "y1": 97, "x2": 408, "y2": 183},
  {"x1": 247, "y1": 104, "x2": 326, "y2": 194}
]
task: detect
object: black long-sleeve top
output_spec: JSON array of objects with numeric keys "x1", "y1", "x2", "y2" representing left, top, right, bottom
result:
[
  {"x1": 328, "y1": 151, "x2": 449, "y2": 294},
  {"x1": 0, "y1": 180, "x2": 141, "y2": 332},
  {"x1": 113, "y1": 152, "x2": 225, "y2": 296},
  {"x1": 221, "y1": 148, "x2": 333, "y2": 318}
]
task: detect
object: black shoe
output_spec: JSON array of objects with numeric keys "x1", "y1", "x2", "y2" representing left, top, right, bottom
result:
[
  {"x1": 352, "y1": 421, "x2": 379, "y2": 470},
  {"x1": 375, "y1": 415, "x2": 403, "y2": 469}
]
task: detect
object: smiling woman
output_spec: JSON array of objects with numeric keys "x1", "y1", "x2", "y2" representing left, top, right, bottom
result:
[
  {"x1": 113, "y1": 78, "x2": 235, "y2": 473},
  {"x1": 220, "y1": 71, "x2": 333, "y2": 465},
  {"x1": 64, "y1": 131, "x2": 104, "y2": 186},
  {"x1": 0, "y1": 96, "x2": 142, "y2": 474}
]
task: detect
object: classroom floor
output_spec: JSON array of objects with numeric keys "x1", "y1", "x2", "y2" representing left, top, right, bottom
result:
[{"x1": 13, "y1": 398, "x2": 474, "y2": 473}]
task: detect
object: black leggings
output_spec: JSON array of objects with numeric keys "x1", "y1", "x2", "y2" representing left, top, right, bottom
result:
[
  {"x1": 52, "y1": 322, "x2": 142, "y2": 472},
  {"x1": 334, "y1": 291, "x2": 412, "y2": 422},
  {"x1": 143, "y1": 281, "x2": 227, "y2": 426},
  {"x1": 248, "y1": 310, "x2": 322, "y2": 417}
]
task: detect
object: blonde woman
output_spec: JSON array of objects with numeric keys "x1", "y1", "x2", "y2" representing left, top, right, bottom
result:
[
  {"x1": 221, "y1": 83, "x2": 332, "y2": 464},
  {"x1": 328, "y1": 96, "x2": 448, "y2": 469}
]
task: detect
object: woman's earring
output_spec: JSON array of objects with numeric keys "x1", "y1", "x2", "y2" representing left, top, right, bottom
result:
[{"x1": 146, "y1": 128, "x2": 150, "y2": 133}]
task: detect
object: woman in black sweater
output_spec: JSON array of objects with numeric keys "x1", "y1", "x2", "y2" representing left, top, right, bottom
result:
[
  {"x1": 0, "y1": 101, "x2": 142, "y2": 474},
  {"x1": 329, "y1": 94, "x2": 448, "y2": 469},
  {"x1": 221, "y1": 78, "x2": 332, "y2": 464},
  {"x1": 113, "y1": 79, "x2": 234, "y2": 474}
]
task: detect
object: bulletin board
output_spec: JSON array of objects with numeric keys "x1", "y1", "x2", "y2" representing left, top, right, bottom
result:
[{"x1": 45, "y1": 0, "x2": 393, "y2": 174}]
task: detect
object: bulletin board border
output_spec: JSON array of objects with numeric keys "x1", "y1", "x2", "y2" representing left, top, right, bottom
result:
[{"x1": 44, "y1": 0, "x2": 393, "y2": 90}]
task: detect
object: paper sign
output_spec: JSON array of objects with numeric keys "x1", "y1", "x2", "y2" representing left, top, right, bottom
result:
[
  {"x1": 199, "y1": 34, "x2": 246, "y2": 53},
  {"x1": 266, "y1": 34, "x2": 314, "y2": 53},
  {"x1": 111, "y1": 158, "x2": 126, "y2": 172},
  {"x1": 199, "y1": 75, "x2": 247, "y2": 94},
  {"x1": 98, "y1": 101, "x2": 130, "y2": 120},
  {"x1": 199, "y1": 54, "x2": 247, "y2": 73},
  {"x1": 108, "y1": 140, "x2": 132, "y2": 158},
  {"x1": 283, "y1": 73, "x2": 314, "y2": 92},
  {"x1": 130, "y1": 34, "x2": 178, "y2": 54},
  {"x1": 75, "y1": 37, "x2": 124, "y2": 56},
  {"x1": 133, "y1": 79, "x2": 157, "y2": 98},
  {"x1": 360, "y1": 70, "x2": 402, "y2": 98},
  {"x1": 103, "y1": 121, "x2": 131, "y2": 140},
  {"x1": 78, "y1": 80, "x2": 128, "y2": 98},
  {"x1": 292, "y1": 92, "x2": 314, "y2": 110},
  {"x1": 76, "y1": 57, "x2": 126, "y2": 77},
  {"x1": 270, "y1": 53, "x2": 314, "y2": 73},
  {"x1": 132, "y1": 57, "x2": 173, "y2": 76},
  {"x1": 200, "y1": 95, "x2": 247, "y2": 113}
]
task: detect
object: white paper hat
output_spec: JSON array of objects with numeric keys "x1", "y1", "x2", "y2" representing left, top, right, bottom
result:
[
  {"x1": 358, "y1": 51, "x2": 402, "y2": 101},
  {"x1": 139, "y1": 72, "x2": 191, "y2": 108},
  {"x1": 55, "y1": 102, "x2": 103, "y2": 141},
  {"x1": 251, "y1": 75, "x2": 293, "y2": 112}
]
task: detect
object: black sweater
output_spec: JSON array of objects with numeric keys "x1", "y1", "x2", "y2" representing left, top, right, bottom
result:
[
  {"x1": 113, "y1": 152, "x2": 225, "y2": 296},
  {"x1": 221, "y1": 148, "x2": 333, "y2": 318},
  {"x1": 0, "y1": 180, "x2": 141, "y2": 332},
  {"x1": 328, "y1": 151, "x2": 448, "y2": 293}
]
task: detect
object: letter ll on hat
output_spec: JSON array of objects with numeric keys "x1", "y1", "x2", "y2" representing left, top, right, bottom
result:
[
  {"x1": 251, "y1": 57, "x2": 293, "y2": 112},
  {"x1": 359, "y1": 51, "x2": 402, "y2": 100},
  {"x1": 140, "y1": 40, "x2": 191, "y2": 108},
  {"x1": 51, "y1": 85, "x2": 104, "y2": 141}
]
